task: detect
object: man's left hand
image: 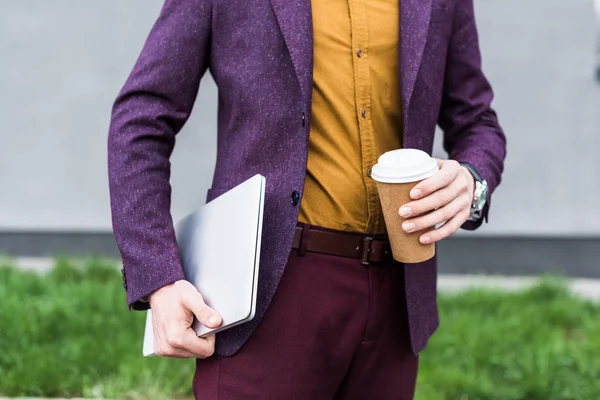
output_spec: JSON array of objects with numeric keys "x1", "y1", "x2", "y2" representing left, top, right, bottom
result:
[{"x1": 398, "y1": 159, "x2": 474, "y2": 244}]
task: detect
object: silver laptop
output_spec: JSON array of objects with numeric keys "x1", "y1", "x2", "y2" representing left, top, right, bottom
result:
[{"x1": 143, "y1": 174, "x2": 266, "y2": 356}]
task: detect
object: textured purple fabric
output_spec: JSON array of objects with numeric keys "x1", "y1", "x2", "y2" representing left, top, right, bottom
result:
[{"x1": 108, "y1": 0, "x2": 506, "y2": 357}]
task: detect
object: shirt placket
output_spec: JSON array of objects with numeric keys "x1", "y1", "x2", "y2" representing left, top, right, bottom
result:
[{"x1": 348, "y1": 0, "x2": 380, "y2": 232}]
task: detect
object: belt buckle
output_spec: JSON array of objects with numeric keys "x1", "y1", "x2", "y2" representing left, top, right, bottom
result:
[{"x1": 361, "y1": 236, "x2": 373, "y2": 266}]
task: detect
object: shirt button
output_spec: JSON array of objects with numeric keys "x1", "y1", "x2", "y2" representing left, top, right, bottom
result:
[
  {"x1": 301, "y1": 112, "x2": 306, "y2": 127},
  {"x1": 291, "y1": 191, "x2": 300, "y2": 206},
  {"x1": 357, "y1": 49, "x2": 363, "y2": 57},
  {"x1": 361, "y1": 109, "x2": 367, "y2": 118}
]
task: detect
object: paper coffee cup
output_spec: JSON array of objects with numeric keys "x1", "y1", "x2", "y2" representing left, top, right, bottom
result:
[{"x1": 371, "y1": 149, "x2": 438, "y2": 263}]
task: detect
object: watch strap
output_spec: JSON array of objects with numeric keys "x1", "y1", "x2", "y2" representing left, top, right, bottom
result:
[{"x1": 459, "y1": 162, "x2": 483, "y2": 183}]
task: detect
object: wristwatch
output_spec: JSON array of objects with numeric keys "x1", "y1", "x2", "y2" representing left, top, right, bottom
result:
[{"x1": 459, "y1": 162, "x2": 488, "y2": 221}]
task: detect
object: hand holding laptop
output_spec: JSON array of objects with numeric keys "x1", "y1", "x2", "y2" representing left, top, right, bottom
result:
[
  {"x1": 142, "y1": 175, "x2": 266, "y2": 357},
  {"x1": 148, "y1": 279, "x2": 222, "y2": 358}
]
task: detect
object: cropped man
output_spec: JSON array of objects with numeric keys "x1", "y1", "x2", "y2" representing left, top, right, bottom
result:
[{"x1": 108, "y1": 0, "x2": 506, "y2": 398}]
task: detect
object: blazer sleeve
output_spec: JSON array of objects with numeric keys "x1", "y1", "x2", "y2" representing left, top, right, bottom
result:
[
  {"x1": 437, "y1": 0, "x2": 507, "y2": 230},
  {"x1": 107, "y1": 0, "x2": 212, "y2": 309}
]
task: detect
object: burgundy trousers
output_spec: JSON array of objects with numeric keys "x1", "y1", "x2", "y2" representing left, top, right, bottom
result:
[{"x1": 193, "y1": 251, "x2": 418, "y2": 400}]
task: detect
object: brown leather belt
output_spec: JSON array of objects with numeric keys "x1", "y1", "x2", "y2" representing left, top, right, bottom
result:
[{"x1": 292, "y1": 223, "x2": 395, "y2": 265}]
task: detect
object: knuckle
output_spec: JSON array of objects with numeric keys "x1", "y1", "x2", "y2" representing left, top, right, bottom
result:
[
  {"x1": 436, "y1": 191, "x2": 451, "y2": 206},
  {"x1": 194, "y1": 290, "x2": 205, "y2": 303},
  {"x1": 442, "y1": 207, "x2": 454, "y2": 221},
  {"x1": 181, "y1": 285, "x2": 203, "y2": 303},
  {"x1": 199, "y1": 307, "x2": 214, "y2": 323},
  {"x1": 411, "y1": 220, "x2": 422, "y2": 231},
  {"x1": 166, "y1": 337, "x2": 183, "y2": 348},
  {"x1": 409, "y1": 204, "x2": 421, "y2": 216},
  {"x1": 428, "y1": 231, "x2": 442, "y2": 242},
  {"x1": 442, "y1": 169, "x2": 453, "y2": 181},
  {"x1": 155, "y1": 345, "x2": 172, "y2": 357},
  {"x1": 182, "y1": 289, "x2": 199, "y2": 304},
  {"x1": 198, "y1": 344, "x2": 215, "y2": 359},
  {"x1": 196, "y1": 296, "x2": 209, "y2": 311},
  {"x1": 195, "y1": 301, "x2": 207, "y2": 314},
  {"x1": 205, "y1": 345, "x2": 215, "y2": 358},
  {"x1": 166, "y1": 331, "x2": 184, "y2": 348},
  {"x1": 440, "y1": 225, "x2": 452, "y2": 238},
  {"x1": 173, "y1": 280, "x2": 191, "y2": 293}
]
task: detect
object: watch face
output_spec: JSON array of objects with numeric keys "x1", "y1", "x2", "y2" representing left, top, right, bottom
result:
[{"x1": 474, "y1": 181, "x2": 488, "y2": 211}]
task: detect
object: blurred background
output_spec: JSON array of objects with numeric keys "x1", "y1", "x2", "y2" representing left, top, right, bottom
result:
[
  {"x1": 1, "y1": 0, "x2": 599, "y2": 275},
  {"x1": 1, "y1": 0, "x2": 600, "y2": 399}
]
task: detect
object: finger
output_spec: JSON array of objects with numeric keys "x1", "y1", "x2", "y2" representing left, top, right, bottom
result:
[
  {"x1": 400, "y1": 177, "x2": 465, "y2": 218},
  {"x1": 409, "y1": 160, "x2": 460, "y2": 200},
  {"x1": 156, "y1": 329, "x2": 215, "y2": 359},
  {"x1": 181, "y1": 290, "x2": 222, "y2": 329},
  {"x1": 154, "y1": 341, "x2": 198, "y2": 358},
  {"x1": 419, "y1": 207, "x2": 471, "y2": 244},
  {"x1": 174, "y1": 328, "x2": 216, "y2": 359},
  {"x1": 153, "y1": 325, "x2": 198, "y2": 358},
  {"x1": 402, "y1": 194, "x2": 467, "y2": 233}
]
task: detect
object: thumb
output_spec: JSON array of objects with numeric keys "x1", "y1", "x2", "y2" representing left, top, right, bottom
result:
[{"x1": 181, "y1": 291, "x2": 222, "y2": 329}]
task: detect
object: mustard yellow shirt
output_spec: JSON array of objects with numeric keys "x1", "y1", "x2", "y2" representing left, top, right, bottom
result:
[{"x1": 298, "y1": 0, "x2": 403, "y2": 234}]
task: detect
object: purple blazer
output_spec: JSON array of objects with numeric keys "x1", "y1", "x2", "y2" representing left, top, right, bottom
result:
[{"x1": 108, "y1": 0, "x2": 506, "y2": 356}]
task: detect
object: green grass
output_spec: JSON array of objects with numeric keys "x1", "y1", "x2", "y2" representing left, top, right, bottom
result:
[
  {"x1": 417, "y1": 278, "x2": 600, "y2": 400},
  {"x1": 0, "y1": 259, "x2": 194, "y2": 399},
  {"x1": 1, "y1": 259, "x2": 600, "y2": 399}
]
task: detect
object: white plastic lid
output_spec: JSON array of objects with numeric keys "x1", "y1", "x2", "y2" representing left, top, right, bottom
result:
[{"x1": 371, "y1": 149, "x2": 438, "y2": 183}]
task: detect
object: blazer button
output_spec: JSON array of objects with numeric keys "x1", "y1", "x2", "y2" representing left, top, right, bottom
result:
[
  {"x1": 291, "y1": 190, "x2": 300, "y2": 206},
  {"x1": 301, "y1": 113, "x2": 306, "y2": 127}
]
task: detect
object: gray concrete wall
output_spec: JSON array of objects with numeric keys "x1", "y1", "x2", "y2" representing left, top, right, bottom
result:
[{"x1": 0, "y1": 0, "x2": 599, "y2": 236}]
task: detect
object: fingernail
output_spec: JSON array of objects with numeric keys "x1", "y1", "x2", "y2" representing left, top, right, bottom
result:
[
  {"x1": 403, "y1": 222, "x2": 416, "y2": 232},
  {"x1": 399, "y1": 207, "x2": 412, "y2": 218},
  {"x1": 208, "y1": 316, "x2": 219, "y2": 326},
  {"x1": 411, "y1": 189, "x2": 422, "y2": 199},
  {"x1": 421, "y1": 236, "x2": 431, "y2": 244}
]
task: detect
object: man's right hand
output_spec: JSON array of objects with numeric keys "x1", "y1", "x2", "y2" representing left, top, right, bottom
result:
[{"x1": 149, "y1": 280, "x2": 222, "y2": 358}]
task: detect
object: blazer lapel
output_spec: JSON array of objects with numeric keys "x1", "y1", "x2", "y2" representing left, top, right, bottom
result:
[
  {"x1": 269, "y1": 0, "x2": 314, "y2": 100},
  {"x1": 400, "y1": 0, "x2": 433, "y2": 116}
]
